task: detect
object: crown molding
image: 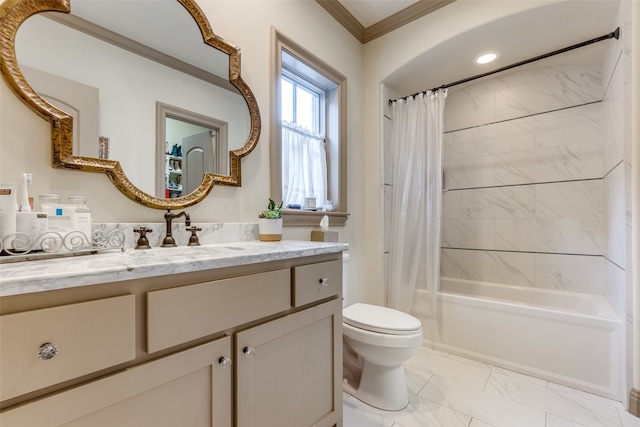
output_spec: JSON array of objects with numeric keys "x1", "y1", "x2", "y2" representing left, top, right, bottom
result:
[
  {"x1": 316, "y1": 0, "x2": 455, "y2": 44},
  {"x1": 363, "y1": 0, "x2": 455, "y2": 43},
  {"x1": 315, "y1": 0, "x2": 365, "y2": 43}
]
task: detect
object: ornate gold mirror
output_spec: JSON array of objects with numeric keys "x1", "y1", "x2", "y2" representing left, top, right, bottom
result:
[{"x1": 0, "y1": 0, "x2": 260, "y2": 209}]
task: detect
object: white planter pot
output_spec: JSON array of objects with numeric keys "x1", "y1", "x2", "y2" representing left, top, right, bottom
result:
[{"x1": 258, "y1": 218, "x2": 282, "y2": 241}]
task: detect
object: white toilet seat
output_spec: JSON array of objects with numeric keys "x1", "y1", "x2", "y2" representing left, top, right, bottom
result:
[
  {"x1": 343, "y1": 321, "x2": 423, "y2": 348},
  {"x1": 343, "y1": 303, "x2": 422, "y2": 335}
]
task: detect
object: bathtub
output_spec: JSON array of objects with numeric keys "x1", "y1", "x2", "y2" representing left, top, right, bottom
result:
[{"x1": 411, "y1": 277, "x2": 623, "y2": 400}]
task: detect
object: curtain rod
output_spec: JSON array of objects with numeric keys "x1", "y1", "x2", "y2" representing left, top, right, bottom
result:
[{"x1": 389, "y1": 27, "x2": 620, "y2": 105}]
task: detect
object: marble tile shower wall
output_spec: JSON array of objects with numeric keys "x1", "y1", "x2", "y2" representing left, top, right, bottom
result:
[
  {"x1": 441, "y1": 63, "x2": 616, "y2": 295},
  {"x1": 383, "y1": 83, "x2": 401, "y2": 300},
  {"x1": 601, "y1": 31, "x2": 626, "y2": 318}
]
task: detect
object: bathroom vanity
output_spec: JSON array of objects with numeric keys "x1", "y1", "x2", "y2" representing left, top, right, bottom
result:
[{"x1": 0, "y1": 241, "x2": 347, "y2": 427}]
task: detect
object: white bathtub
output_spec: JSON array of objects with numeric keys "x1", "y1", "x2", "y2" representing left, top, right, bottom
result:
[{"x1": 412, "y1": 277, "x2": 623, "y2": 400}]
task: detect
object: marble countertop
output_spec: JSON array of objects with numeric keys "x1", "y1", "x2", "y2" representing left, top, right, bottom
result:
[{"x1": 0, "y1": 240, "x2": 348, "y2": 297}]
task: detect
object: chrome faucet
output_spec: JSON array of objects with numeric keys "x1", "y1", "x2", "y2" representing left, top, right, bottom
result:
[{"x1": 162, "y1": 210, "x2": 190, "y2": 247}]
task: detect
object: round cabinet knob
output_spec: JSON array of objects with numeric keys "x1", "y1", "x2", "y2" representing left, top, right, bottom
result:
[
  {"x1": 218, "y1": 356, "x2": 232, "y2": 368},
  {"x1": 319, "y1": 278, "x2": 331, "y2": 287},
  {"x1": 242, "y1": 346, "x2": 256, "y2": 357},
  {"x1": 37, "y1": 342, "x2": 59, "y2": 361}
]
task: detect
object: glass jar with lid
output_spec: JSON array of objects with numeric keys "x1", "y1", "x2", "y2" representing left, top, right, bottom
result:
[
  {"x1": 39, "y1": 194, "x2": 58, "y2": 206},
  {"x1": 38, "y1": 194, "x2": 59, "y2": 215},
  {"x1": 68, "y1": 196, "x2": 92, "y2": 239}
]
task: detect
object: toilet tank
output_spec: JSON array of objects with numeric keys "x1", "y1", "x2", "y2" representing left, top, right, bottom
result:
[{"x1": 342, "y1": 252, "x2": 351, "y2": 308}]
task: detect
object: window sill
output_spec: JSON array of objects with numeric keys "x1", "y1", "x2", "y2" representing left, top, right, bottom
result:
[{"x1": 282, "y1": 210, "x2": 349, "y2": 227}]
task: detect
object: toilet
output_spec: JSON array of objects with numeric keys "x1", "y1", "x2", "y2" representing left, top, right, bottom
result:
[{"x1": 342, "y1": 254, "x2": 423, "y2": 411}]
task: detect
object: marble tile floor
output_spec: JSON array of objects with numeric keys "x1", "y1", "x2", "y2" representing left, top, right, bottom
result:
[{"x1": 343, "y1": 345, "x2": 640, "y2": 427}]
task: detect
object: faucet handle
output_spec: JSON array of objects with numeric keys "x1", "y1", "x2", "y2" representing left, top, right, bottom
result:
[
  {"x1": 133, "y1": 227, "x2": 152, "y2": 250},
  {"x1": 186, "y1": 225, "x2": 202, "y2": 246}
]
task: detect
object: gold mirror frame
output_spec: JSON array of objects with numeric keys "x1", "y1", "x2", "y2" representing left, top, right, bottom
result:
[{"x1": 0, "y1": 0, "x2": 260, "y2": 209}]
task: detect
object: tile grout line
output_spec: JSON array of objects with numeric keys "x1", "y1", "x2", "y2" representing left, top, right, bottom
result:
[{"x1": 482, "y1": 370, "x2": 493, "y2": 392}]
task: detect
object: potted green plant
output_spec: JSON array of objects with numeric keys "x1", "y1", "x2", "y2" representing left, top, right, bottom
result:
[{"x1": 258, "y1": 199, "x2": 283, "y2": 241}]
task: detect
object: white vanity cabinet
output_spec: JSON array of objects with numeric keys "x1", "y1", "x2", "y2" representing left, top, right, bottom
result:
[{"x1": 0, "y1": 251, "x2": 344, "y2": 427}]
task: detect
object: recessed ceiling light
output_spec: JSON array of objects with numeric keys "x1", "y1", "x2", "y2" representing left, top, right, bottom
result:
[{"x1": 475, "y1": 51, "x2": 499, "y2": 64}]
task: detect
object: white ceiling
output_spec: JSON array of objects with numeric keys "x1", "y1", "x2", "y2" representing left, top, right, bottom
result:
[
  {"x1": 335, "y1": 0, "x2": 621, "y2": 98},
  {"x1": 338, "y1": 0, "x2": 421, "y2": 27}
]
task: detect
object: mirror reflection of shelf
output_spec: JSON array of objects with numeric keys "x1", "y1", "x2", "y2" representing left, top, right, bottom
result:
[{"x1": 165, "y1": 154, "x2": 183, "y2": 198}]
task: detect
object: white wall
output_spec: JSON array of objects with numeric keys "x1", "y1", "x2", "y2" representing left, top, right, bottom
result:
[
  {"x1": 632, "y1": 0, "x2": 640, "y2": 404},
  {"x1": 0, "y1": 1, "x2": 365, "y2": 280},
  {"x1": 619, "y1": 0, "x2": 640, "y2": 407}
]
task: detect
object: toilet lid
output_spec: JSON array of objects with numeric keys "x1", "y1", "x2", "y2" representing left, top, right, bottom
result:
[{"x1": 343, "y1": 303, "x2": 422, "y2": 335}]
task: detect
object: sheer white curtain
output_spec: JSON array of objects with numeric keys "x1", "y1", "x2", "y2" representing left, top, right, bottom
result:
[
  {"x1": 281, "y1": 122, "x2": 327, "y2": 208},
  {"x1": 387, "y1": 89, "x2": 447, "y2": 315}
]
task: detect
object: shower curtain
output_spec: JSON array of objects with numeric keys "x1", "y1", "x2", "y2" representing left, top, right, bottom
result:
[{"x1": 387, "y1": 89, "x2": 447, "y2": 315}]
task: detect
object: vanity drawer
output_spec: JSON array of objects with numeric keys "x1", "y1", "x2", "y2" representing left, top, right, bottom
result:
[
  {"x1": 0, "y1": 295, "x2": 136, "y2": 402},
  {"x1": 292, "y1": 259, "x2": 342, "y2": 307},
  {"x1": 147, "y1": 269, "x2": 291, "y2": 353}
]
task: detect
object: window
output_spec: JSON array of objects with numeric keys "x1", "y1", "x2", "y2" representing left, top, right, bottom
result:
[
  {"x1": 280, "y1": 63, "x2": 327, "y2": 210},
  {"x1": 281, "y1": 75, "x2": 322, "y2": 133},
  {"x1": 271, "y1": 29, "x2": 349, "y2": 226}
]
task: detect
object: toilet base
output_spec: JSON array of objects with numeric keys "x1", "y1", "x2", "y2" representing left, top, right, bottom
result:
[{"x1": 343, "y1": 359, "x2": 409, "y2": 411}]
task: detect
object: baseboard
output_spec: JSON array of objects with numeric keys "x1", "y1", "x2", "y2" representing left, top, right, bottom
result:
[{"x1": 630, "y1": 388, "x2": 640, "y2": 417}]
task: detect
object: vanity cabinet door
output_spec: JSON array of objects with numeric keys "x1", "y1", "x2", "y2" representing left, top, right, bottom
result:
[
  {"x1": 0, "y1": 337, "x2": 233, "y2": 427},
  {"x1": 235, "y1": 299, "x2": 343, "y2": 427}
]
